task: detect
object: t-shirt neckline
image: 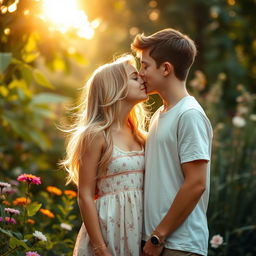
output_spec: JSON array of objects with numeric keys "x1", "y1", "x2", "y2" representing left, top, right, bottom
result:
[{"x1": 159, "y1": 95, "x2": 193, "y2": 118}]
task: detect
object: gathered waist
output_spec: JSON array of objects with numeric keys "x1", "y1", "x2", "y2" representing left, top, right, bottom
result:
[
  {"x1": 98, "y1": 169, "x2": 144, "y2": 180},
  {"x1": 96, "y1": 187, "x2": 143, "y2": 199},
  {"x1": 96, "y1": 170, "x2": 144, "y2": 199}
]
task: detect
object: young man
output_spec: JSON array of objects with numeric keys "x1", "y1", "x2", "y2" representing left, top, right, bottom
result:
[{"x1": 131, "y1": 28, "x2": 213, "y2": 256}]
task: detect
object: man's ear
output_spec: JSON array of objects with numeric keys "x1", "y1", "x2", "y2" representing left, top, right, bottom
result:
[{"x1": 161, "y1": 62, "x2": 173, "y2": 76}]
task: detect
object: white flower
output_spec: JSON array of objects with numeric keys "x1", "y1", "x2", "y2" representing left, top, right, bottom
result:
[
  {"x1": 60, "y1": 223, "x2": 72, "y2": 231},
  {"x1": 237, "y1": 106, "x2": 248, "y2": 114},
  {"x1": 250, "y1": 114, "x2": 256, "y2": 121},
  {"x1": 0, "y1": 182, "x2": 11, "y2": 188},
  {"x1": 33, "y1": 230, "x2": 47, "y2": 242},
  {"x1": 4, "y1": 208, "x2": 20, "y2": 215},
  {"x1": 210, "y1": 234, "x2": 223, "y2": 248},
  {"x1": 232, "y1": 116, "x2": 246, "y2": 128}
]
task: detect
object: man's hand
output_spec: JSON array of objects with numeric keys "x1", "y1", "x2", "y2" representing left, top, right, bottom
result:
[{"x1": 143, "y1": 239, "x2": 164, "y2": 256}]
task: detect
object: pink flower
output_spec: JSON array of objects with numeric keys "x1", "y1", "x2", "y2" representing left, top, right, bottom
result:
[
  {"x1": 210, "y1": 234, "x2": 224, "y2": 248},
  {"x1": 4, "y1": 207, "x2": 20, "y2": 215},
  {"x1": 17, "y1": 174, "x2": 41, "y2": 185},
  {"x1": 0, "y1": 216, "x2": 16, "y2": 224},
  {"x1": 2, "y1": 187, "x2": 17, "y2": 194},
  {"x1": 26, "y1": 252, "x2": 40, "y2": 256}
]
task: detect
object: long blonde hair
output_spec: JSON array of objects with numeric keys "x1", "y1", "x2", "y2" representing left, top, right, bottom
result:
[{"x1": 61, "y1": 55, "x2": 148, "y2": 186}]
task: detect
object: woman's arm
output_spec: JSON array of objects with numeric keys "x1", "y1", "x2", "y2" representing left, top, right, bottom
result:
[{"x1": 78, "y1": 133, "x2": 111, "y2": 256}]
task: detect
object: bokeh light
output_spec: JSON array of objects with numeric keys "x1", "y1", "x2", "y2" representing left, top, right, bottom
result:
[{"x1": 149, "y1": 9, "x2": 160, "y2": 21}]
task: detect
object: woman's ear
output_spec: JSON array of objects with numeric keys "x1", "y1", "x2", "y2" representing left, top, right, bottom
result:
[{"x1": 162, "y1": 62, "x2": 173, "y2": 77}]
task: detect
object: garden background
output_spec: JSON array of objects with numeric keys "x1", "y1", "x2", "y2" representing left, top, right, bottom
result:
[{"x1": 0, "y1": 0, "x2": 256, "y2": 255}]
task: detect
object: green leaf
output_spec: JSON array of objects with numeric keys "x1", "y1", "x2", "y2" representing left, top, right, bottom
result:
[
  {"x1": 22, "y1": 51, "x2": 40, "y2": 63},
  {"x1": 68, "y1": 215, "x2": 77, "y2": 221},
  {"x1": 2, "y1": 112, "x2": 30, "y2": 140},
  {"x1": 9, "y1": 237, "x2": 29, "y2": 250},
  {"x1": 29, "y1": 129, "x2": 51, "y2": 150},
  {"x1": 32, "y1": 92, "x2": 69, "y2": 104},
  {"x1": 0, "y1": 227, "x2": 14, "y2": 237},
  {"x1": 33, "y1": 69, "x2": 54, "y2": 89},
  {"x1": 20, "y1": 63, "x2": 34, "y2": 84},
  {"x1": 32, "y1": 106, "x2": 55, "y2": 119},
  {"x1": 27, "y1": 202, "x2": 42, "y2": 217},
  {"x1": 0, "y1": 52, "x2": 12, "y2": 73},
  {"x1": 57, "y1": 205, "x2": 66, "y2": 215}
]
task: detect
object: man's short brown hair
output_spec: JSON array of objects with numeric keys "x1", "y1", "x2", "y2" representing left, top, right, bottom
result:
[{"x1": 131, "y1": 28, "x2": 197, "y2": 81}]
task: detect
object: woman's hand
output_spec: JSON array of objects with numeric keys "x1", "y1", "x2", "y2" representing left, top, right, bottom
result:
[{"x1": 93, "y1": 245, "x2": 112, "y2": 256}]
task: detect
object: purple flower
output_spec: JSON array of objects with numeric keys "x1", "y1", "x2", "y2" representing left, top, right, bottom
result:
[{"x1": 2, "y1": 187, "x2": 17, "y2": 194}]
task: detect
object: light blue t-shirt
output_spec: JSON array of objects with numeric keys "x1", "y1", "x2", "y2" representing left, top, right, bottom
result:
[{"x1": 143, "y1": 96, "x2": 213, "y2": 256}]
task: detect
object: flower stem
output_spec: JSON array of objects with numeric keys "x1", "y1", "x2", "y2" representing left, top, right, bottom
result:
[
  {"x1": 23, "y1": 182, "x2": 30, "y2": 231},
  {"x1": 1, "y1": 245, "x2": 20, "y2": 256}
]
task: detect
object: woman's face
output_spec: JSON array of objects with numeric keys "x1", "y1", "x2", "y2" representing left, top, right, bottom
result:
[{"x1": 124, "y1": 63, "x2": 148, "y2": 104}]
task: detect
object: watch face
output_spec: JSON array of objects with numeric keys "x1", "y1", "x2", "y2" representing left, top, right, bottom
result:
[{"x1": 150, "y1": 235, "x2": 159, "y2": 245}]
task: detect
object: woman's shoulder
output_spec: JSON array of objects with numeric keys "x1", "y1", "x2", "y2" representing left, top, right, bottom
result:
[{"x1": 87, "y1": 131, "x2": 106, "y2": 152}]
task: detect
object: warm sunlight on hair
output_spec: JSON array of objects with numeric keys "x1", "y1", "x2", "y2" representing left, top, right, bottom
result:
[{"x1": 41, "y1": 0, "x2": 100, "y2": 39}]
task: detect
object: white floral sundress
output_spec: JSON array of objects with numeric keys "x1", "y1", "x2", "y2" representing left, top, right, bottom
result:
[{"x1": 73, "y1": 145, "x2": 144, "y2": 256}]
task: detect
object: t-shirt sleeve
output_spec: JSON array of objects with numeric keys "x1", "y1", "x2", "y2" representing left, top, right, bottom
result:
[{"x1": 177, "y1": 109, "x2": 212, "y2": 164}]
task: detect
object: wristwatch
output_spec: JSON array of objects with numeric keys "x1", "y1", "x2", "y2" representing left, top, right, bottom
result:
[{"x1": 150, "y1": 234, "x2": 164, "y2": 246}]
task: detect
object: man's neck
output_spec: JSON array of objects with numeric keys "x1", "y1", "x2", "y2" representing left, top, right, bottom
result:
[{"x1": 159, "y1": 80, "x2": 189, "y2": 111}]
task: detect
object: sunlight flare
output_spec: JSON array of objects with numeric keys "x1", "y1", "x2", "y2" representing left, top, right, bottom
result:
[{"x1": 41, "y1": 0, "x2": 100, "y2": 39}]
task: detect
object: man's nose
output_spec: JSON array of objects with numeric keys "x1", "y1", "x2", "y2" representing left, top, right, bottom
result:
[
  {"x1": 139, "y1": 68, "x2": 144, "y2": 77},
  {"x1": 138, "y1": 76, "x2": 144, "y2": 84}
]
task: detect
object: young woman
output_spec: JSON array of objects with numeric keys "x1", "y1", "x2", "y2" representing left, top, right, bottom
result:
[{"x1": 61, "y1": 55, "x2": 148, "y2": 256}]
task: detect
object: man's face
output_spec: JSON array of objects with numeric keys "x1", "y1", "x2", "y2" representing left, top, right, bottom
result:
[{"x1": 139, "y1": 48, "x2": 162, "y2": 94}]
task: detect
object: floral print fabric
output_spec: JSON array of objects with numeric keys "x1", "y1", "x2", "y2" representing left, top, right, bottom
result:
[{"x1": 73, "y1": 145, "x2": 145, "y2": 256}]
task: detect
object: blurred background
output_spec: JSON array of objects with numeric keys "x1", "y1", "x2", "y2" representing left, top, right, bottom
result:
[{"x1": 0, "y1": 0, "x2": 255, "y2": 255}]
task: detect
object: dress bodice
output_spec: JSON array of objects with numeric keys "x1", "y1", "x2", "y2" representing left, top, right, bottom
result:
[{"x1": 96, "y1": 145, "x2": 145, "y2": 198}]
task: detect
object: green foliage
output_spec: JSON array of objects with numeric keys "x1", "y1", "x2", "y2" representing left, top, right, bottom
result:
[
  {"x1": 0, "y1": 178, "x2": 78, "y2": 255},
  {"x1": 189, "y1": 74, "x2": 256, "y2": 255},
  {"x1": 0, "y1": 0, "x2": 71, "y2": 182}
]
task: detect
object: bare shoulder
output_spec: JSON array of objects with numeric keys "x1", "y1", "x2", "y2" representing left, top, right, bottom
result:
[{"x1": 87, "y1": 131, "x2": 106, "y2": 153}]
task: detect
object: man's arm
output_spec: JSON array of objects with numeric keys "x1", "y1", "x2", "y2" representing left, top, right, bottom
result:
[{"x1": 143, "y1": 159, "x2": 207, "y2": 256}]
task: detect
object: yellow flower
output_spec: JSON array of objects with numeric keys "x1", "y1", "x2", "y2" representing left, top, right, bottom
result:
[
  {"x1": 40, "y1": 208, "x2": 55, "y2": 218},
  {"x1": 46, "y1": 186, "x2": 62, "y2": 196},
  {"x1": 64, "y1": 190, "x2": 77, "y2": 198},
  {"x1": 0, "y1": 86, "x2": 9, "y2": 97},
  {"x1": 13, "y1": 197, "x2": 31, "y2": 206}
]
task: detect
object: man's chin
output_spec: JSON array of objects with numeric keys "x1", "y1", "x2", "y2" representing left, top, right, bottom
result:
[{"x1": 146, "y1": 89, "x2": 158, "y2": 95}]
